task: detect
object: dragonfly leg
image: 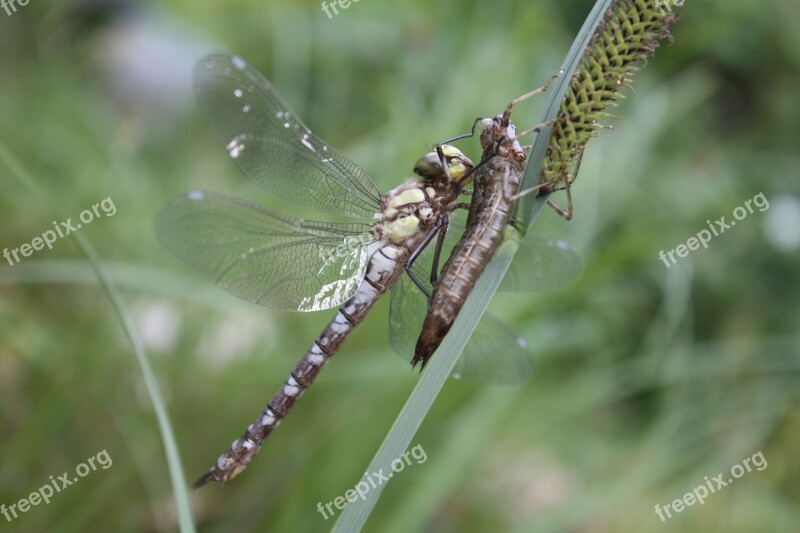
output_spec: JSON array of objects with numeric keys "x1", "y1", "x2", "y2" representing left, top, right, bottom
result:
[
  {"x1": 434, "y1": 144, "x2": 478, "y2": 195},
  {"x1": 434, "y1": 144, "x2": 477, "y2": 203},
  {"x1": 434, "y1": 121, "x2": 478, "y2": 146},
  {"x1": 502, "y1": 166, "x2": 549, "y2": 202},
  {"x1": 501, "y1": 141, "x2": 581, "y2": 221},
  {"x1": 500, "y1": 74, "x2": 558, "y2": 126},
  {"x1": 436, "y1": 112, "x2": 503, "y2": 147},
  {"x1": 404, "y1": 216, "x2": 446, "y2": 298},
  {"x1": 404, "y1": 263, "x2": 431, "y2": 299},
  {"x1": 428, "y1": 216, "x2": 450, "y2": 286},
  {"x1": 431, "y1": 118, "x2": 483, "y2": 181},
  {"x1": 435, "y1": 144, "x2": 455, "y2": 184},
  {"x1": 512, "y1": 116, "x2": 560, "y2": 143},
  {"x1": 457, "y1": 146, "x2": 500, "y2": 188},
  {"x1": 542, "y1": 143, "x2": 584, "y2": 220},
  {"x1": 436, "y1": 141, "x2": 497, "y2": 190},
  {"x1": 446, "y1": 147, "x2": 496, "y2": 189},
  {"x1": 433, "y1": 121, "x2": 502, "y2": 190},
  {"x1": 433, "y1": 112, "x2": 494, "y2": 149}
]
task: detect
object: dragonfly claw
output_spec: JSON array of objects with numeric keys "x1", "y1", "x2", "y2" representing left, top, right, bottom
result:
[{"x1": 191, "y1": 471, "x2": 218, "y2": 489}]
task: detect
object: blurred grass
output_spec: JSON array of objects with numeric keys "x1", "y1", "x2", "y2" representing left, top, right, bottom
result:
[
  {"x1": 0, "y1": 142, "x2": 195, "y2": 531},
  {"x1": 337, "y1": 2, "x2": 617, "y2": 526},
  {"x1": 1, "y1": 0, "x2": 799, "y2": 532}
]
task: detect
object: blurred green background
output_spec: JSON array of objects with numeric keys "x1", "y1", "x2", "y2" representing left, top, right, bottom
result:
[{"x1": 1, "y1": 0, "x2": 798, "y2": 531}]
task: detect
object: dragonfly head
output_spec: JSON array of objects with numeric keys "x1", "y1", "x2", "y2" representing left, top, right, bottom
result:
[
  {"x1": 478, "y1": 116, "x2": 526, "y2": 163},
  {"x1": 478, "y1": 116, "x2": 503, "y2": 150},
  {"x1": 413, "y1": 144, "x2": 474, "y2": 187}
]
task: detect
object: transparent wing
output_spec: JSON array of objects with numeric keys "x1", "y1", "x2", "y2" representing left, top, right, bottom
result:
[
  {"x1": 387, "y1": 222, "x2": 578, "y2": 384},
  {"x1": 500, "y1": 235, "x2": 580, "y2": 291},
  {"x1": 404, "y1": 218, "x2": 579, "y2": 293},
  {"x1": 449, "y1": 316, "x2": 533, "y2": 384},
  {"x1": 154, "y1": 190, "x2": 375, "y2": 312},
  {"x1": 388, "y1": 214, "x2": 533, "y2": 384},
  {"x1": 193, "y1": 54, "x2": 382, "y2": 220}
]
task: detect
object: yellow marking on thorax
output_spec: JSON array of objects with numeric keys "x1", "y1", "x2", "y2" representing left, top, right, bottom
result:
[
  {"x1": 389, "y1": 188, "x2": 425, "y2": 209},
  {"x1": 385, "y1": 215, "x2": 420, "y2": 243}
]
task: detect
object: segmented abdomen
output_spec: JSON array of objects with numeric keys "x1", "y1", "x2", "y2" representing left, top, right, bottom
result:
[
  {"x1": 194, "y1": 242, "x2": 411, "y2": 487},
  {"x1": 413, "y1": 162, "x2": 518, "y2": 367}
]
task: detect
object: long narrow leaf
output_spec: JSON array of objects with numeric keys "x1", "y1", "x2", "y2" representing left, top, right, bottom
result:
[
  {"x1": 515, "y1": 0, "x2": 678, "y2": 231},
  {"x1": 513, "y1": 0, "x2": 613, "y2": 232},
  {"x1": 335, "y1": 1, "x2": 625, "y2": 529},
  {"x1": 333, "y1": 233, "x2": 521, "y2": 531},
  {"x1": 0, "y1": 142, "x2": 196, "y2": 533}
]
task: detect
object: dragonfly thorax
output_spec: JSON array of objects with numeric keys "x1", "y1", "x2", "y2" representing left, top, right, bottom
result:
[
  {"x1": 376, "y1": 183, "x2": 441, "y2": 244},
  {"x1": 373, "y1": 144, "x2": 473, "y2": 245}
]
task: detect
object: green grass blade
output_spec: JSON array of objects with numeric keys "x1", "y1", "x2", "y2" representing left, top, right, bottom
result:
[
  {"x1": 0, "y1": 142, "x2": 196, "y2": 533},
  {"x1": 334, "y1": 2, "x2": 617, "y2": 527},
  {"x1": 67, "y1": 236, "x2": 196, "y2": 533},
  {"x1": 382, "y1": 387, "x2": 521, "y2": 533},
  {"x1": 333, "y1": 232, "x2": 521, "y2": 531},
  {"x1": 512, "y1": 0, "x2": 613, "y2": 232}
]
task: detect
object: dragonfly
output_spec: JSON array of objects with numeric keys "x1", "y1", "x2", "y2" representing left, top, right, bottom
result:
[
  {"x1": 413, "y1": 84, "x2": 581, "y2": 368},
  {"x1": 154, "y1": 54, "x2": 577, "y2": 487}
]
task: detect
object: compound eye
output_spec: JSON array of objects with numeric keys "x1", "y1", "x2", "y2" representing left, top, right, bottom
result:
[{"x1": 413, "y1": 152, "x2": 444, "y2": 179}]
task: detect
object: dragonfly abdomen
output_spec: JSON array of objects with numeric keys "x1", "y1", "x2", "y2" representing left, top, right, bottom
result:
[
  {"x1": 194, "y1": 241, "x2": 415, "y2": 487},
  {"x1": 413, "y1": 160, "x2": 518, "y2": 368},
  {"x1": 176, "y1": 53, "x2": 473, "y2": 488}
]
